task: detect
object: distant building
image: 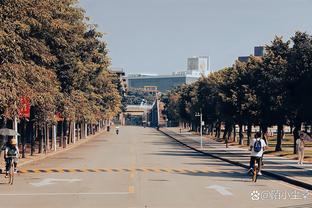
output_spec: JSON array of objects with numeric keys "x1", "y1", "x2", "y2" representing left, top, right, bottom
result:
[
  {"x1": 126, "y1": 56, "x2": 211, "y2": 92},
  {"x1": 254, "y1": 46, "x2": 265, "y2": 56},
  {"x1": 109, "y1": 67, "x2": 127, "y2": 92},
  {"x1": 124, "y1": 105, "x2": 153, "y2": 126},
  {"x1": 187, "y1": 56, "x2": 210, "y2": 75},
  {"x1": 109, "y1": 67, "x2": 125, "y2": 77},
  {"x1": 238, "y1": 56, "x2": 249, "y2": 63},
  {"x1": 143, "y1": 86, "x2": 158, "y2": 93},
  {"x1": 238, "y1": 46, "x2": 265, "y2": 63},
  {"x1": 127, "y1": 74, "x2": 198, "y2": 93}
]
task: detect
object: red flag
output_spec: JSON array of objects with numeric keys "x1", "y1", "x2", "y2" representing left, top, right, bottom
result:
[
  {"x1": 19, "y1": 97, "x2": 30, "y2": 118},
  {"x1": 55, "y1": 112, "x2": 64, "y2": 121}
]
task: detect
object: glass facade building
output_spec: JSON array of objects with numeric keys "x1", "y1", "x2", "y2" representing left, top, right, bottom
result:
[
  {"x1": 127, "y1": 75, "x2": 199, "y2": 92},
  {"x1": 254, "y1": 46, "x2": 265, "y2": 56}
]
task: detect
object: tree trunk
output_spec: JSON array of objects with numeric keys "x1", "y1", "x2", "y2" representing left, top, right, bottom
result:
[
  {"x1": 209, "y1": 123, "x2": 213, "y2": 135},
  {"x1": 52, "y1": 125, "x2": 56, "y2": 151},
  {"x1": 233, "y1": 124, "x2": 236, "y2": 142},
  {"x1": 44, "y1": 123, "x2": 48, "y2": 154},
  {"x1": 21, "y1": 118, "x2": 27, "y2": 158},
  {"x1": 49, "y1": 124, "x2": 52, "y2": 150},
  {"x1": 81, "y1": 121, "x2": 84, "y2": 139},
  {"x1": 59, "y1": 121, "x2": 63, "y2": 147},
  {"x1": 223, "y1": 122, "x2": 229, "y2": 148},
  {"x1": 293, "y1": 122, "x2": 301, "y2": 154},
  {"x1": 238, "y1": 123, "x2": 243, "y2": 145},
  {"x1": 39, "y1": 127, "x2": 43, "y2": 154},
  {"x1": 30, "y1": 122, "x2": 35, "y2": 156},
  {"x1": 275, "y1": 123, "x2": 283, "y2": 151},
  {"x1": 261, "y1": 124, "x2": 268, "y2": 145},
  {"x1": 214, "y1": 122, "x2": 219, "y2": 138},
  {"x1": 84, "y1": 121, "x2": 88, "y2": 138},
  {"x1": 63, "y1": 120, "x2": 68, "y2": 148},
  {"x1": 73, "y1": 121, "x2": 76, "y2": 143},
  {"x1": 247, "y1": 123, "x2": 252, "y2": 146},
  {"x1": 227, "y1": 124, "x2": 233, "y2": 143},
  {"x1": 68, "y1": 121, "x2": 71, "y2": 145},
  {"x1": 77, "y1": 122, "x2": 80, "y2": 140},
  {"x1": 222, "y1": 125, "x2": 227, "y2": 141}
]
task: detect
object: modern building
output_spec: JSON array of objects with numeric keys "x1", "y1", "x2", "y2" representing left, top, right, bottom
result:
[
  {"x1": 254, "y1": 46, "x2": 265, "y2": 57},
  {"x1": 109, "y1": 67, "x2": 127, "y2": 92},
  {"x1": 126, "y1": 56, "x2": 210, "y2": 92},
  {"x1": 127, "y1": 74, "x2": 199, "y2": 92},
  {"x1": 238, "y1": 46, "x2": 265, "y2": 62},
  {"x1": 187, "y1": 56, "x2": 210, "y2": 75},
  {"x1": 238, "y1": 56, "x2": 250, "y2": 63}
]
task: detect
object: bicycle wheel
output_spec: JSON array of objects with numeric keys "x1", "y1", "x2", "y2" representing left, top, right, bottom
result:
[
  {"x1": 252, "y1": 161, "x2": 258, "y2": 182},
  {"x1": 253, "y1": 168, "x2": 258, "y2": 182},
  {"x1": 9, "y1": 161, "x2": 14, "y2": 185}
]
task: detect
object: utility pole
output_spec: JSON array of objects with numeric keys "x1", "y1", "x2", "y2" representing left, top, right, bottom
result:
[{"x1": 195, "y1": 111, "x2": 203, "y2": 149}]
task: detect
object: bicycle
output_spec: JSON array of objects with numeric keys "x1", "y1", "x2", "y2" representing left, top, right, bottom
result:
[{"x1": 6, "y1": 155, "x2": 18, "y2": 185}]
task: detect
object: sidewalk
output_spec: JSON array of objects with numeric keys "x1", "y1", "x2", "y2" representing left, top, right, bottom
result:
[
  {"x1": 160, "y1": 127, "x2": 312, "y2": 190},
  {"x1": 0, "y1": 130, "x2": 108, "y2": 170}
]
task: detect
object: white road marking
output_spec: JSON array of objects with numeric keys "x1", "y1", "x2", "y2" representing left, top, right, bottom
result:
[
  {"x1": 30, "y1": 178, "x2": 82, "y2": 187},
  {"x1": 0, "y1": 192, "x2": 130, "y2": 196},
  {"x1": 206, "y1": 185, "x2": 233, "y2": 196}
]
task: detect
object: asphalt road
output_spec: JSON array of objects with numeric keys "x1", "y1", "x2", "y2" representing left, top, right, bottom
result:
[{"x1": 0, "y1": 126, "x2": 310, "y2": 208}]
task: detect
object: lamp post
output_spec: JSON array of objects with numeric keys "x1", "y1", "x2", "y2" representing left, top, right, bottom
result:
[{"x1": 195, "y1": 112, "x2": 203, "y2": 149}]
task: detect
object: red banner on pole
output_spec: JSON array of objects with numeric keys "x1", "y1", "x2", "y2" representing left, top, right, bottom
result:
[
  {"x1": 19, "y1": 97, "x2": 30, "y2": 118},
  {"x1": 55, "y1": 112, "x2": 64, "y2": 122}
]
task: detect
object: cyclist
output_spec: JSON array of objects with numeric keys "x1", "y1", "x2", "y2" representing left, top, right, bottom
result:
[
  {"x1": 248, "y1": 132, "x2": 267, "y2": 176},
  {"x1": 116, "y1": 126, "x2": 119, "y2": 135},
  {"x1": 4, "y1": 136, "x2": 19, "y2": 177}
]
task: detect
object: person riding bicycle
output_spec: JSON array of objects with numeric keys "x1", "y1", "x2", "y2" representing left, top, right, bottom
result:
[
  {"x1": 248, "y1": 132, "x2": 267, "y2": 176},
  {"x1": 116, "y1": 126, "x2": 119, "y2": 134},
  {"x1": 4, "y1": 136, "x2": 19, "y2": 177}
]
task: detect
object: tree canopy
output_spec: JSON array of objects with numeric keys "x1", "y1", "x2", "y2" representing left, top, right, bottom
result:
[
  {"x1": 0, "y1": 0, "x2": 121, "y2": 124},
  {"x1": 163, "y1": 32, "x2": 312, "y2": 151}
]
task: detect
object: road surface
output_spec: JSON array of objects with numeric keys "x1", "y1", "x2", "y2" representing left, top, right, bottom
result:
[{"x1": 0, "y1": 126, "x2": 310, "y2": 208}]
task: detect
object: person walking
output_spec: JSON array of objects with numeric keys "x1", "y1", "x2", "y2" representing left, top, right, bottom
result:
[{"x1": 296, "y1": 132, "x2": 305, "y2": 165}]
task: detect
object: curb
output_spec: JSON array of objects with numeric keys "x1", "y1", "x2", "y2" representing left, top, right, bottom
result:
[
  {"x1": 18, "y1": 130, "x2": 107, "y2": 168},
  {"x1": 159, "y1": 129, "x2": 312, "y2": 191}
]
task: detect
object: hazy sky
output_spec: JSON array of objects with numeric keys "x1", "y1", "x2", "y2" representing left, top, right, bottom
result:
[{"x1": 78, "y1": 0, "x2": 312, "y2": 74}]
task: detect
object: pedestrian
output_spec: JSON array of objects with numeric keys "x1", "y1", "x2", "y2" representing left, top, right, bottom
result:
[
  {"x1": 296, "y1": 132, "x2": 305, "y2": 165},
  {"x1": 248, "y1": 132, "x2": 267, "y2": 175},
  {"x1": 261, "y1": 132, "x2": 269, "y2": 167}
]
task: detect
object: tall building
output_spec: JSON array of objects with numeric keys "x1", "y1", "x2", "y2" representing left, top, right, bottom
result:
[
  {"x1": 187, "y1": 56, "x2": 210, "y2": 75},
  {"x1": 254, "y1": 46, "x2": 265, "y2": 56},
  {"x1": 109, "y1": 67, "x2": 127, "y2": 92},
  {"x1": 238, "y1": 46, "x2": 265, "y2": 63}
]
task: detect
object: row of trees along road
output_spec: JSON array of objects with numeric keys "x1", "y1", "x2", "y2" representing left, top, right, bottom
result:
[
  {"x1": 163, "y1": 32, "x2": 312, "y2": 154},
  {"x1": 0, "y1": 0, "x2": 122, "y2": 158}
]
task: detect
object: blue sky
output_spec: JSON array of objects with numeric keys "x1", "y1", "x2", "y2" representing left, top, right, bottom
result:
[{"x1": 79, "y1": 0, "x2": 312, "y2": 74}]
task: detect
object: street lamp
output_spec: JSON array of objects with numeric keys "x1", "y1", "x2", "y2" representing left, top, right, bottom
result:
[{"x1": 195, "y1": 112, "x2": 204, "y2": 149}]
